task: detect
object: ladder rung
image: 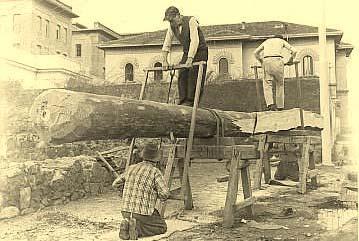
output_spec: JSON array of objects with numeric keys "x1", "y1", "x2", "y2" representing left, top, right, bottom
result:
[{"x1": 170, "y1": 186, "x2": 182, "y2": 193}]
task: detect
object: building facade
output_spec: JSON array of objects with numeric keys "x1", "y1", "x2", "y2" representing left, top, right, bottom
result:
[
  {"x1": 0, "y1": 0, "x2": 78, "y2": 56},
  {"x1": 72, "y1": 22, "x2": 120, "y2": 78},
  {"x1": 99, "y1": 21, "x2": 353, "y2": 138}
]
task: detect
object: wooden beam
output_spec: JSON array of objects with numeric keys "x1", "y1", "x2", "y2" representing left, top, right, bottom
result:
[{"x1": 161, "y1": 144, "x2": 258, "y2": 160}]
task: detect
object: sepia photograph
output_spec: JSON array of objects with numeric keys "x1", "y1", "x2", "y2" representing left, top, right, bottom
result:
[{"x1": 0, "y1": 0, "x2": 358, "y2": 240}]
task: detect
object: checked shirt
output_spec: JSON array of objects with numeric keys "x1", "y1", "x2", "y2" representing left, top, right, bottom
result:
[{"x1": 113, "y1": 161, "x2": 170, "y2": 216}]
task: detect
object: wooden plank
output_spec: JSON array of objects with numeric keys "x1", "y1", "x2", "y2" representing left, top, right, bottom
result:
[
  {"x1": 277, "y1": 130, "x2": 321, "y2": 136},
  {"x1": 265, "y1": 135, "x2": 321, "y2": 144},
  {"x1": 143, "y1": 61, "x2": 207, "y2": 71},
  {"x1": 308, "y1": 148, "x2": 318, "y2": 188},
  {"x1": 255, "y1": 108, "x2": 323, "y2": 134},
  {"x1": 177, "y1": 157, "x2": 193, "y2": 210},
  {"x1": 253, "y1": 135, "x2": 265, "y2": 189},
  {"x1": 163, "y1": 145, "x2": 258, "y2": 160},
  {"x1": 223, "y1": 148, "x2": 240, "y2": 228},
  {"x1": 241, "y1": 165, "x2": 255, "y2": 217},
  {"x1": 100, "y1": 146, "x2": 128, "y2": 155},
  {"x1": 298, "y1": 138, "x2": 310, "y2": 194},
  {"x1": 234, "y1": 197, "x2": 256, "y2": 211}
]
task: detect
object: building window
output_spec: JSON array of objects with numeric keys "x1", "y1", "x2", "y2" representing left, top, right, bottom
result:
[
  {"x1": 45, "y1": 19, "x2": 49, "y2": 37},
  {"x1": 64, "y1": 27, "x2": 67, "y2": 43},
  {"x1": 219, "y1": 58, "x2": 229, "y2": 77},
  {"x1": 125, "y1": 63, "x2": 134, "y2": 82},
  {"x1": 37, "y1": 16, "x2": 42, "y2": 35},
  {"x1": 302, "y1": 55, "x2": 314, "y2": 76},
  {"x1": 56, "y1": 24, "x2": 60, "y2": 39},
  {"x1": 154, "y1": 62, "x2": 163, "y2": 81},
  {"x1": 75, "y1": 44, "x2": 81, "y2": 57},
  {"x1": 13, "y1": 14, "x2": 21, "y2": 33}
]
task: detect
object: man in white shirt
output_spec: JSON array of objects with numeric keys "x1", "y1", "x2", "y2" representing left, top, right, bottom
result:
[
  {"x1": 162, "y1": 6, "x2": 208, "y2": 106},
  {"x1": 254, "y1": 35, "x2": 297, "y2": 111}
]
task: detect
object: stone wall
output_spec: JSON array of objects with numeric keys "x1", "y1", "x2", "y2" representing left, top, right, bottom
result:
[{"x1": 0, "y1": 156, "x2": 118, "y2": 220}]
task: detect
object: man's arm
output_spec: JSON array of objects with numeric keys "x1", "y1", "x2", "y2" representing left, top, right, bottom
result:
[
  {"x1": 162, "y1": 27, "x2": 174, "y2": 67},
  {"x1": 186, "y1": 17, "x2": 200, "y2": 66},
  {"x1": 283, "y1": 40, "x2": 297, "y2": 61},
  {"x1": 154, "y1": 170, "x2": 170, "y2": 201},
  {"x1": 112, "y1": 173, "x2": 125, "y2": 189},
  {"x1": 254, "y1": 43, "x2": 264, "y2": 63}
]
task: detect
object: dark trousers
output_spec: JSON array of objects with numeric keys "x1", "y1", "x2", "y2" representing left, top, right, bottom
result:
[
  {"x1": 178, "y1": 48, "x2": 208, "y2": 105},
  {"x1": 121, "y1": 209, "x2": 167, "y2": 238}
]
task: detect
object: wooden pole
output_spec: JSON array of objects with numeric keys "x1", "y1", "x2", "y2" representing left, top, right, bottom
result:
[
  {"x1": 294, "y1": 62, "x2": 305, "y2": 128},
  {"x1": 253, "y1": 66, "x2": 262, "y2": 111},
  {"x1": 319, "y1": 0, "x2": 332, "y2": 165},
  {"x1": 181, "y1": 63, "x2": 205, "y2": 209}
]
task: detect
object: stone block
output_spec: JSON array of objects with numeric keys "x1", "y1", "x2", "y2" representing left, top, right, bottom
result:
[
  {"x1": 6, "y1": 185, "x2": 20, "y2": 207},
  {"x1": 19, "y1": 187, "x2": 31, "y2": 210},
  {"x1": 51, "y1": 198, "x2": 64, "y2": 206},
  {"x1": 0, "y1": 206, "x2": 20, "y2": 220},
  {"x1": 0, "y1": 192, "x2": 7, "y2": 209},
  {"x1": 50, "y1": 170, "x2": 67, "y2": 192},
  {"x1": 0, "y1": 176, "x2": 8, "y2": 192},
  {"x1": 89, "y1": 183, "x2": 102, "y2": 195},
  {"x1": 20, "y1": 207, "x2": 36, "y2": 216}
]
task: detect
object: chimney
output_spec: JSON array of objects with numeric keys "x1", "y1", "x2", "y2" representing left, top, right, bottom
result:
[{"x1": 241, "y1": 22, "x2": 246, "y2": 30}]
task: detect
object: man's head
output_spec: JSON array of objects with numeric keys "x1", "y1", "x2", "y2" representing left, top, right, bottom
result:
[
  {"x1": 163, "y1": 6, "x2": 181, "y2": 26},
  {"x1": 141, "y1": 143, "x2": 160, "y2": 162}
]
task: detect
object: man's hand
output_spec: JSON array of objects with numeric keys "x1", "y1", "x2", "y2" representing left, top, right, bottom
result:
[
  {"x1": 163, "y1": 60, "x2": 170, "y2": 69},
  {"x1": 287, "y1": 56, "x2": 294, "y2": 65},
  {"x1": 183, "y1": 57, "x2": 193, "y2": 68}
]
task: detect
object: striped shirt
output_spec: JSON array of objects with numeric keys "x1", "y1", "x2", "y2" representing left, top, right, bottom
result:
[{"x1": 112, "y1": 161, "x2": 170, "y2": 215}]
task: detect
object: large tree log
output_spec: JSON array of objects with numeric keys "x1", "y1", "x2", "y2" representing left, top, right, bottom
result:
[{"x1": 30, "y1": 89, "x2": 322, "y2": 145}]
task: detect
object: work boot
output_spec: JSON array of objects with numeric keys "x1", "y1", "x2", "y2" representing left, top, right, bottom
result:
[
  {"x1": 119, "y1": 218, "x2": 130, "y2": 240},
  {"x1": 266, "y1": 104, "x2": 277, "y2": 111}
]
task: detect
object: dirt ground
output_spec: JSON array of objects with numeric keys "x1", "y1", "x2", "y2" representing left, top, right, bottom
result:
[{"x1": 0, "y1": 163, "x2": 357, "y2": 241}]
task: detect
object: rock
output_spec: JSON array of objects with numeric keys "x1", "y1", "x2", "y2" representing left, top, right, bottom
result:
[
  {"x1": 0, "y1": 176, "x2": 8, "y2": 192},
  {"x1": 20, "y1": 207, "x2": 36, "y2": 216},
  {"x1": 19, "y1": 187, "x2": 31, "y2": 210},
  {"x1": 51, "y1": 198, "x2": 64, "y2": 206},
  {"x1": 0, "y1": 192, "x2": 7, "y2": 209},
  {"x1": 6, "y1": 185, "x2": 20, "y2": 207},
  {"x1": 0, "y1": 206, "x2": 20, "y2": 220},
  {"x1": 89, "y1": 183, "x2": 103, "y2": 195},
  {"x1": 40, "y1": 198, "x2": 49, "y2": 207},
  {"x1": 50, "y1": 170, "x2": 67, "y2": 192}
]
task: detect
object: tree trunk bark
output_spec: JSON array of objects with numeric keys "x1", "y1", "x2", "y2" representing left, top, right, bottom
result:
[{"x1": 30, "y1": 89, "x2": 322, "y2": 145}]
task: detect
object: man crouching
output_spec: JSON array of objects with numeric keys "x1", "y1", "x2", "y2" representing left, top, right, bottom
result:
[{"x1": 112, "y1": 143, "x2": 170, "y2": 240}]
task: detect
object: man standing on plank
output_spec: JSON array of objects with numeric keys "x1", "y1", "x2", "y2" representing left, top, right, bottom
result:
[
  {"x1": 254, "y1": 34, "x2": 297, "y2": 111},
  {"x1": 162, "y1": 6, "x2": 208, "y2": 106}
]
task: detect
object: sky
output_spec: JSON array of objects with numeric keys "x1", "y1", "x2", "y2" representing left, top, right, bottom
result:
[{"x1": 64, "y1": 0, "x2": 359, "y2": 160}]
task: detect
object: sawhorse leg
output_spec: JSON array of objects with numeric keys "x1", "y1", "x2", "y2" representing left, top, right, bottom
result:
[
  {"x1": 223, "y1": 147, "x2": 255, "y2": 227},
  {"x1": 257, "y1": 135, "x2": 271, "y2": 184},
  {"x1": 298, "y1": 138, "x2": 310, "y2": 194}
]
